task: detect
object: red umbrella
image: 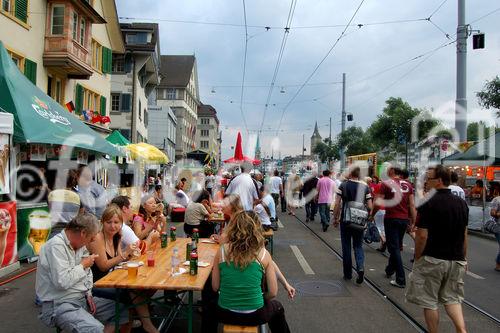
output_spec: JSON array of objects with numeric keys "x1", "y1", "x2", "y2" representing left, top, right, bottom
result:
[{"x1": 224, "y1": 131, "x2": 261, "y2": 165}]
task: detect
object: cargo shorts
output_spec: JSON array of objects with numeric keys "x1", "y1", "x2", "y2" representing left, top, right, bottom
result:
[{"x1": 405, "y1": 256, "x2": 466, "y2": 310}]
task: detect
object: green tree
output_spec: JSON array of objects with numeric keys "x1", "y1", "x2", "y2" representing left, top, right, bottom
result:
[
  {"x1": 467, "y1": 121, "x2": 498, "y2": 142},
  {"x1": 313, "y1": 138, "x2": 339, "y2": 163},
  {"x1": 337, "y1": 126, "x2": 374, "y2": 156},
  {"x1": 477, "y1": 76, "x2": 500, "y2": 117}
]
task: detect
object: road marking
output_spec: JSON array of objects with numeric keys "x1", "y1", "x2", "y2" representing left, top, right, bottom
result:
[
  {"x1": 278, "y1": 220, "x2": 284, "y2": 228},
  {"x1": 466, "y1": 271, "x2": 485, "y2": 280},
  {"x1": 290, "y1": 245, "x2": 315, "y2": 275}
]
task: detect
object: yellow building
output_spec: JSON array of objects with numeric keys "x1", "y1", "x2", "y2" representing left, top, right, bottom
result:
[{"x1": 0, "y1": 0, "x2": 124, "y2": 136}]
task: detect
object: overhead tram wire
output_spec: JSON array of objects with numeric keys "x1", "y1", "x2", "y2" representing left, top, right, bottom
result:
[
  {"x1": 275, "y1": 0, "x2": 367, "y2": 136},
  {"x1": 239, "y1": 0, "x2": 250, "y2": 135},
  {"x1": 428, "y1": 0, "x2": 449, "y2": 19},
  {"x1": 258, "y1": 0, "x2": 298, "y2": 134}
]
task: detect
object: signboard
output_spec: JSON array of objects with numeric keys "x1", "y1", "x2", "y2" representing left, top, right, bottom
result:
[
  {"x1": 17, "y1": 204, "x2": 50, "y2": 259},
  {"x1": 0, "y1": 201, "x2": 17, "y2": 268},
  {"x1": 0, "y1": 133, "x2": 10, "y2": 194}
]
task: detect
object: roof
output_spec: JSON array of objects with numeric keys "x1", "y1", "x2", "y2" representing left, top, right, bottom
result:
[
  {"x1": 100, "y1": 0, "x2": 125, "y2": 53},
  {"x1": 311, "y1": 121, "x2": 322, "y2": 138},
  {"x1": 198, "y1": 104, "x2": 219, "y2": 125},
  {"x1": 159, "y1": 55, "x2": 195, "y2": 87},
  {"x1": 120, "y1": 22, "x2": 160, "y2": 53}
]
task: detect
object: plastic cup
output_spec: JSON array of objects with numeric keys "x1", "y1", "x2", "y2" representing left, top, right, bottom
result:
[
  {"x1": 147, "y1": 250, "x2": 155, "y2": 267},
  {"x1": 127, "y1": 262, "x2": 139, "y2": 279}
]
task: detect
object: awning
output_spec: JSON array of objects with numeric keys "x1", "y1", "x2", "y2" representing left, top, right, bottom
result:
[
  {"x1": 106, "y1": 130, "x2": 130, "y2": 146},
  {"x1": 125, "y1": 143, "x2": 169, "y2": 164},
  {"x1": 0, "y1": 41, "x2": 122, "y2": 157},
  {"x1": 442, "y1": 132, "x2": 500, "y2": 166}
]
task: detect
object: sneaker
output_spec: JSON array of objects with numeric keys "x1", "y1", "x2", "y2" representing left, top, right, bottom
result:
[
  {"x1": 305, "y1": 218, "x2": 310, "y2": 222},
  {"x1": 390, "y1": 280, "x2": 405, "y2": 288},
  {"x1": 310, "y1": 217, "x2": 315, "y2": 222},
  {"x1": 322, "y1": 224, "x2": 329, "y2": 232},
  {"x1": 385, "y1": 271, "x2": 394, "y2": 278},
  {"x1": 356, "y1": 271, "x2": 364, "y2": 285}
]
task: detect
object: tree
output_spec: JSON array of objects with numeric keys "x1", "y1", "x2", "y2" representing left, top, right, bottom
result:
[
  {"x1": 477, "y1": 76, "x2": 500, "y2": 117},
  {"x1": 313, "y1": 138, "x2": 339, "y2": 163},
  {"x1": 337, "y1": 126, "x2": 374, "y2": 156},
  {"x1": 467, "y1": 121, "x2": 498, "y2": 142}
]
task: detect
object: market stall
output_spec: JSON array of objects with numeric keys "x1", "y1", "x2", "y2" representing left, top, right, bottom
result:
[{"x1": 0, "y1": 41, "x2": 122, "y2": 261}]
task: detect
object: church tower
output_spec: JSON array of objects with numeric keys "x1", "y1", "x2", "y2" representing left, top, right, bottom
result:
[
  {"x1": 255, "y1": 135, "x2": 261, "y2": 161},
  {"x1": 310, "y1": 122, "x2": 322, "y2": 155}
]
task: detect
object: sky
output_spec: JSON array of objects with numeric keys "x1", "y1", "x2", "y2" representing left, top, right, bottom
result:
[{"x1": 117, "y1": 0, "x2": 500, "y2": 160}]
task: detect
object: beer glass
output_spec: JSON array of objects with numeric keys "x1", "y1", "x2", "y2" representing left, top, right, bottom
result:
[
  {"x1": 127, "y1": 262, "x2": 139, "y2": 279},
  {"x1": 27, "y1": 210, "x2": 51, "y2": 254}
]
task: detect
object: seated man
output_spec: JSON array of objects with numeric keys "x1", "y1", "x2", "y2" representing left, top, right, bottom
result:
[{"x1": 36, "y1": 213, "x2": 128, "y2": 333}]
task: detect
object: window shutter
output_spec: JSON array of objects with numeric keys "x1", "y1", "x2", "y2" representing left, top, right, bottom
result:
[
  {"x1": 121, "y1": 93, "x2": 131, "y2": 112},
  {"x1": 24, "y1": 59, "x2": 37, "y2": 84},
  {"x1": 101, "y1": 47, "x2": 110, "y2": 73},
  {"x1": 100, "y1": 96, "x2": 106, "y2": 116},
  {"x1": 15, "y1": 0, "x2": 28, "y2": 23},
  {"x1": 75, "y1": 84, "x2": 83, "y2": 114},
  {"x1": 106, "y1": 48, "x2": 112, "y2": 73},
  {"x1": 124, "y1": 57, "x2": 132, "y2": 73}
]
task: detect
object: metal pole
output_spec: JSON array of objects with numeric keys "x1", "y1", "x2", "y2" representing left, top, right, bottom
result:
[
  {"x1": 329, "y1": 117, "x2": 332, "y2": 142},
  {"x1": 340, "y1": 73, "x2": 346, "y2": 169},
  {"x1": 302, "y1": 134, "x2": 305, "y2": 159},
  {"x1": 455, "y1": 0, "x2": 467, "y2": 142}
]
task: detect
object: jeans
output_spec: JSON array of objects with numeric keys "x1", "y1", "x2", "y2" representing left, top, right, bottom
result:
[
  {"x1": 280, "y1": 195, "x2": 287, "y2": 212},
  {"x1": 318, "y1": 203, "x2": 331, "y2": 226},
  {"x1": 340, "y1": 222, "x2": 365, "y2": 278},
  {"x1": 305, "y1": 200, "x2": 317, "y2": 220},
  {"x1": 384, "y1": 218, "x2": 409, "y2": 285},
  {"x1": 271, "y1": 193, "x2": 280, "y2": 209},
  {"x1": 495, "y1": 231, "x2": 500, "y2": 265}
]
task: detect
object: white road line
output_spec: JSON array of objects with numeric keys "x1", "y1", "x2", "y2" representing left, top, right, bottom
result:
[
  {"x1": 278, "y1": 220, "x2": 284, "y2": 228},
  {"x1": 290, "y1": 245, "x2": 315, "y2": 275},
  {"x1": 466, "y1": 271, "x2": 485, "y2": 280}
]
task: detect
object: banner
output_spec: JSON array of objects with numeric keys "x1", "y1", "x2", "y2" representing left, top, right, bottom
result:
[
  {"x1": 0, "y1": 133, "x2": 10, "y2": 194},
  {"x1": 17, "y1": 204, "x2": 50, "y2": 259},
  {"x1": 0, "y1": 201, "x2": 17, "y2": 268}
]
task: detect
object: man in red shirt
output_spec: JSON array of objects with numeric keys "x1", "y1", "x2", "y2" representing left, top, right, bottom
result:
[{"x1": 374, "y1": 166, "x2": 416, "y2": 288}]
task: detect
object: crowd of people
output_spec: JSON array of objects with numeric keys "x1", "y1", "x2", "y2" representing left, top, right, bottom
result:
[{"x1": 34, "y1": 159, "x2": 500, "y2": 333}]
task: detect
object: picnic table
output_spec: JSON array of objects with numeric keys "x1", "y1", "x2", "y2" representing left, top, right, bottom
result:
[{"x1": 94, "y1": 238, "x2": 218, "y2": 333}]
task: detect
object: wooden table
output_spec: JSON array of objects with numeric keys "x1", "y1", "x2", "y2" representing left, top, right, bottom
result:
[
  {"x1": 208, "y1": 213, "x2": 225, "y2": 223},
  {"x1": 94, "y1": 238, "x2": 218, "y2": 333}
]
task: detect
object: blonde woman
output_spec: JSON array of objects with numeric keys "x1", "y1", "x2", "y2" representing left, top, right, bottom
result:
[
  {"x1": 211, "y1": 211, "x2": 290, "y2": 333},
  {"x1": 88, "y1": 205, "x2": 159, "y2": 333}
]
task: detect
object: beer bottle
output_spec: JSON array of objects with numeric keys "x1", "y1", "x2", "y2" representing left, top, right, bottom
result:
[
  {"x1": 160, "y1": 231, "x2": 168, "y2": 248},
  {"x1": 186, "y1": 242, "x2": 192, "y2": 261},
  {"x1": 192, "y1": 228, "x2": 199, "y2": 244},
  {"x1": 189, "y1": 251, "x2": 198, "y2": 275},
  {"x1": 191, "y1": 239, "x2": 197, "y2": 254},
  {"x1": 170, "y1": 226, "x2": 177, "y2": 241}
]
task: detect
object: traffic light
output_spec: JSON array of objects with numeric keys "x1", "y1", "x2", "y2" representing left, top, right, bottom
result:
[{"x1": 472, "y1": 33, "x2": 485, "y2": 49}]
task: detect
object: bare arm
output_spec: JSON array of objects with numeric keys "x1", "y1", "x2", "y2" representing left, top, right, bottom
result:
[
  {"x1": 272, "y1": 260, "x2": 295, "y2": 299},
  {"x1": 87, "y1": 234, "x2": 130, "y2": 272},
  {"x1": 263, "y1": 253, "x2": 278, "y2": 300},
  {"x1": 414, "y1": 228, "x2": 428, "y2": 261},
  {"x1": 408, "y1": 194, "x2": 417, "y2": 227},
  {"x1": 211, "y1": 249, "x2": 221, "y2": 292},
  {"x1": 332, "y1": 195, "x2": 342, "y2": 225}
]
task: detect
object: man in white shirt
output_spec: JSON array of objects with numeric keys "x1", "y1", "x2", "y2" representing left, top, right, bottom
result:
[
  {"x1": 268, "y1": 170, "x2": 283, "y2": 209},
  {"x1": 449, "y1": 171, "x2": 466, "y2": 200},
  {"x1": 225, "y1": 163, "x2": 259, "y2": 211}
]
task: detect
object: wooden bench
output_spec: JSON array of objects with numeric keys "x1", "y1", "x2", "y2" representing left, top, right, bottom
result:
[
  {"x1": 222, "y1": 324, "x2": 259, "y2": 333},
  {"x1": 262, "y1": 229, "x2": 274, "y2": 255}
]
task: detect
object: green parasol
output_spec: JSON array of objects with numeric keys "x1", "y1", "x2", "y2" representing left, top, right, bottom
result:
[{"x1": 106, "y1": 130, "x2": 131, "y2": 146}]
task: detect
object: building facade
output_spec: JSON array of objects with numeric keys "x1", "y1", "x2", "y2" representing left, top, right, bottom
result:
[
  {"x1": 310, "y1": 121, "x2": 323, "y2": 155},
  {"x1": 0, "y1": 0, "x2": 124, "y2": 136},
  {"x1": 147, "y1": 105, "x2": 177, "y2": 163},
  {"x1": 196, "y1": 104, "x2": 220, "y2": 166},
  {"x1": 109, "y1": 23, "x2": 160, "y2": 142},
  {"x1": 155, "y1": 55, "x2": 200, "y2": 160}
]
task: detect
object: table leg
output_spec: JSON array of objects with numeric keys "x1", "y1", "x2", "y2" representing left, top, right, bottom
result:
[
  {"x1": 188, "y1": 291, "x2": 193, "y2": 333},
  {"x1": 115, "y1": 288, "x2": 121, "y2": 333}
]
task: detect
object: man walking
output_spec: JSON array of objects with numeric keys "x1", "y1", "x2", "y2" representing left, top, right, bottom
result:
[
  {"x1": 316, "y1": 170, "x2": 335, "y2": 232},
  {"x1": 268, "y1": 170, "x2": 283, "y2": 209},
  {"x1": 406, "y1": 165, "x2": 468, "y2": 333},
  {"x1": 375, "y1": 166, "x2": 416, "y2": 288},
  {"x1": 302, "y1": 172, "x2": 319, "y2": 222}
]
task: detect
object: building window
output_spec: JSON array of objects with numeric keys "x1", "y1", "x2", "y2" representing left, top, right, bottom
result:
[
  {"x1": 200, "y1": 141, "x2": 209, "y2": 149},
  {"x1": 72, "y1": 12, "x2": 78, "y2": 40},
  {"x1": 177, "y1": 89, "x2": 184, "y2": 100},
  {"x1": 166, "y1": 88, "x2": 175, "y2": 100},
  {"x1": 112, "y1": 55, "x2": 124, "y2": 73},
  {"x1": 91, "y1": 39, "x2": 102, "y2": 71},
  {"x1": 111, "y1": 93, "x2": 120, "y2": 112},
  {"x1": 201, "y1": 118, "x2": 209, "y2": 125},
  {"x1": 80, "y1": 18, "x2": 86, "y2": 46},
  {"x1": 51, "y1": 5, "x2": 65, "y2": 35},
  {"x1": 2, "y1": 0, "x2": 28, "y2": 24},
  {"x1": 126, "y1": 32, "x2": 151, "y2": 45},
  {"x1": 138, "y1": 100, "x2": 142, "y2": 121},
  {"x1": 201, "y1": 129, "x2": 209, "y2": 137},
  {"x1": 8, "y1": 49, "x2": 23, "y2": 70}
]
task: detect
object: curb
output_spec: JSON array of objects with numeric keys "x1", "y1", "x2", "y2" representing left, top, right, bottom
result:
[{"x1": 468, "y1": 229, "x2": 496, "y2": 241}]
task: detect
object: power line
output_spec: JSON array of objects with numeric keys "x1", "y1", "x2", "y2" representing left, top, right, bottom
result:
[
  {"x1": 275, "y1": 0, "x2": 367, "y2": 136},
  {"x1": 469, "y1": 6, "x2": 500, "y2": 24},
  {"x1": 428, "y1": 0, "x2": 449, "y2": 19},
  {"x1": 239, "y1": 0, "x2": 250, "y2": 135},
  {"x1": 201, "y1": 81, "x2": 342, "y2": 89},
  {"x1": 258, "y1": 0, "x2": 298, "y2": 133}
]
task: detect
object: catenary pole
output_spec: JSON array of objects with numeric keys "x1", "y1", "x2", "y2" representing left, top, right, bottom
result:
[
  {"x1": 455, "y1": 0, "x2": 467, "y2": 142},
  {"x1": 340, "y1": 73, "x2": 346, "y2": 170}
]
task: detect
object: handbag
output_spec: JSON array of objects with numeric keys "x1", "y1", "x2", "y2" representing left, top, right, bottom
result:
[
  {"x1": 343, "y1": 201, "x2": 369, "y2": 231},
  {"x1": 364, "y1": 221, "x2": 381, "y2": 243},
  {"x1": 484, "y1": 218, "x2": 500, "y2": 234}
]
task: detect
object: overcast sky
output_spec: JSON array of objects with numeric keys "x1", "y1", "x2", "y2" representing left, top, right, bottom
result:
[{"x1": 118, "y1": 0, "x2": 499, "y2": 159}]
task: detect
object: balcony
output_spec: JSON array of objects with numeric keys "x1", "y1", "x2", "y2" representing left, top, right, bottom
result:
[{"x1": 43, "y1": 0, "x2": 105, "y2": 79}]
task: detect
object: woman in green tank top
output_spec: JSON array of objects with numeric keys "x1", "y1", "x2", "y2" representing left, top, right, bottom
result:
[{"x1": 211, "y1": 211, "x2": 290, "y2": 333}]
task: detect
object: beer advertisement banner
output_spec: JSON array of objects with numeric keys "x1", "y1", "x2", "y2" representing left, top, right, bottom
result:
[
  {"x1": 17, "y1": 204, "x2": 50, "y2": 259},
  {"x1": 0, "y1": 201, "x2": 17, "y2": 268}
]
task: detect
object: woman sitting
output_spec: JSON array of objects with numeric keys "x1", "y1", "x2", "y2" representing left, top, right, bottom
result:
[
  {"x1": 88, "y1": 204, "x2": 159, "y2": 333},
  {"x1": 132, "y1": 194, "x2": 165, "y2": 240},
  {"x1": 211, "y1": 211, "x2": 291, "y2": 333},
  {"x1": 184, "y1": 189, "x2": 214, "y2": 238}
]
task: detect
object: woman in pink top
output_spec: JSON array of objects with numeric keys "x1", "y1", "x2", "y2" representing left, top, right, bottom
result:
[{"x1": 316, "y1": 170, "x2": 335, "y2": 232}]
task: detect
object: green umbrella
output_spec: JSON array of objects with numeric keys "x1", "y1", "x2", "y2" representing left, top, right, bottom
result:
[
  {"x1": 106, "y1": 130, "x2": 131, "y2": 146},
  {"x1": 0, "y1": 41, "x2": 122, "y2": 156}
]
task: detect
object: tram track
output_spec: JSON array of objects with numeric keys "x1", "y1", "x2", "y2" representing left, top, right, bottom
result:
[{"x1": 292, "y1": 214, "x2": 500, "y2": 332}]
